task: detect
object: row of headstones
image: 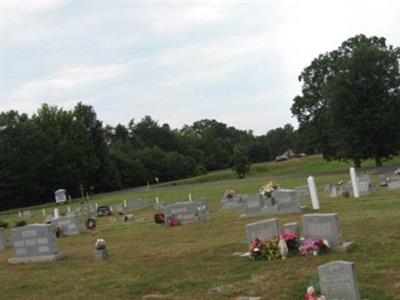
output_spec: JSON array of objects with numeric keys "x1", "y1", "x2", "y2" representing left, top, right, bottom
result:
[
  {"x1": 245, "y1": 213, "x2": 354, "y2": 252},
  {"x1": 18, "y1": 198, "x2": 154, "y2": 221},
  {"x1": 326, "y1": 172, "x2": 400, "y2": 198}
]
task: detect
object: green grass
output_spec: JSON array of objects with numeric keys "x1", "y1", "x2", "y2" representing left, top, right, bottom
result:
[{"x1": 0, "y1": 156, "x2": 399, "y2": 299}]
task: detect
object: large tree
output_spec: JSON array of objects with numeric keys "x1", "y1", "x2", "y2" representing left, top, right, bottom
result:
[{"x1": 291, "y1": 34, "x2": 400, "y2": 167}]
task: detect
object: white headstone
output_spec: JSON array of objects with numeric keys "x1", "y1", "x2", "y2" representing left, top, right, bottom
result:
[
  {"x1": 350, "y1": 167, "x2": 360, "y2": 198},
  {"x1": 307, "y1": 176, "x2": 320, "y2": 210}
]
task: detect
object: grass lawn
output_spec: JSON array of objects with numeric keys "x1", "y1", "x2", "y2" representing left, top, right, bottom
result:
[{"x1": 0, "y1": 155, "x2": 399, "y2": 299}]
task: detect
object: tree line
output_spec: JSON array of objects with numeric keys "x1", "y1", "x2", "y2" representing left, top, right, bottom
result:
[
  {"x1": 1, "y1": 34, "x2": 399, "y2": 210},
  {"x1": 0, "y1": 104, "x2": 302, "y2": 210}
]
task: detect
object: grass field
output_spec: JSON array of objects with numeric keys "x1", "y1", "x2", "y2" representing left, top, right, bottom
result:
[{"x1": 0, "y1": 155, "x2": 399, "y2": 299}]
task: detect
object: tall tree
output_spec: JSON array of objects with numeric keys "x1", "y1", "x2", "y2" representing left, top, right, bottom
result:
[{"x1": 291, "y1": 34, "x2": 400, "y2": 167}]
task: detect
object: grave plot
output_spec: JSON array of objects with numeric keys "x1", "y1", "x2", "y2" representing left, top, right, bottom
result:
[
  {"x1": 8, "y1": 224, "x2": 67, "y2": 264},
  {"x1": 162, "y1": 201, "x2": 209, "y2": 226},
  {"x1": 220, "y1": 190, "x2": 246, "y2": 210},
  {"x1": 242, "y1": 189, "x2": 301, "y2": 217}
]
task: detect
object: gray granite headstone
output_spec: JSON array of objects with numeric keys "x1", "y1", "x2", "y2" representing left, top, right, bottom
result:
[
  {"x1": 116, "y1": 203, "x2": 125, "y2": 215},
  {"x1": 243, "y1": 195, "x2": 265, "y2": 216},
  {"x1": 245, "y1": 218, "x2": 280, "y2": 244},
  {"x1": 164, "y1": 201, "x2": 208, "y2": 225},
  {"x1": 52, "y1": 216, "x2": 81, "y2": 236},
  {"x1": 0, "y1": 228, "x2": 7, "y2": 250},
  {"x1": 128, "y1": 199, "x2": 152, "y2": 211},
  {"x1": 193, "y1": 198, "x2": 210, "y2": 211},
  {"x1": 294, "y1": 185, "x2": 310, "y2": 199},
  {"x1": 324, "y1": 183, "x2": 350, "y2": 198},
  {"x1": 221, "y1": 195, "x2": 246, "y2": 210},
  {"x1": 282, "y1": 222, "x2": 299, "y2": 234},
  {"x1": 388, "y1": 180, "x2": 400, "y2": 191},
  {"x1": 302, "y1": 213, "x2": 354, "y2": 252},
  {"x1": 272, "y1": 189, "x2": 301, "y2": 214},
  {"x1": 318, "y1": 261, "x2": 360, "y2": 300},
  {"x1": 22, "y1": 210, "x2": 32, "y2": 218},
  {"x1": 9, "y1": 224, "x2": 67, "y2": 263}
]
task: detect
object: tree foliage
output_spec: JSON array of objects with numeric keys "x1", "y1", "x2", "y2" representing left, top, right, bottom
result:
[{"x1": 291, "y1": 34, "x2": 400, "y2": 167}]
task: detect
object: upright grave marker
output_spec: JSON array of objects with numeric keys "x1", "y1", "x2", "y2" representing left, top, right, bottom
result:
[
  {"x1": 245, "y1": 218, "x2": 280, "y2": 244},
  {"x1": 318, "y1": 261, "x2": 361, "y2": 300},
  {"x1": 8, "y1": 224, "x2": 67, "y2": 263},
  {"x1": 163, "y1": 201, "x2": 208, "y2": 225},
  {"x1": 302, "y1": 213, "x2": 355, "y2": 252},
  {"x1": 52, "y1": 216, "x2": 81, "y2": 236}
]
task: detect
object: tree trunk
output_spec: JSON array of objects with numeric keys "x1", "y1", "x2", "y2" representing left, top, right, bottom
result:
[
  {"x1": 353, "y1": 158, "x2": 361, "y2": 168},
  {"x1": 375, "y1": 156, "x2": 382, "y2": 167}
]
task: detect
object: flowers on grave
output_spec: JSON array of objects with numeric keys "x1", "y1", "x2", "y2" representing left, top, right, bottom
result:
[
  {"x1": 280, "y1": 232, "x2": 300, "y2": 251},
  {"x1": 249, "y1": 236, "x2": 280, "y2": 260},
  {"x1": 304, "y1": 286, "x2": 325, "y2": 300},
  {"x1": 224, "y1": 189, "x2": 236, "y2": 198},
  {"x1": 167, "y1": 216, "x2": 181, "y2": 227},
  {"x1": 259, "y1": 181, "x2": 279, "y2": 197},
  {"x1": 298, "y1": 238, "x2": 330, "y2": 256},
  {"x1": 86, "y1": 216, "x2": 96, "y2": 230},
  {"x1": 154, "y1": 212, "x2": 165, "y2": 224},
  {"x1": 95, "y1": 239, "x2": 106, "y2": 250}
]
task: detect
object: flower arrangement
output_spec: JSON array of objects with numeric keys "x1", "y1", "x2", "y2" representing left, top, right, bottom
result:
[
  {"x1": 298, "y1": 238, "x2": 330, "y2": 256},
  {"x1": 280, "y1": 232, "x2": 300, "y2": 251},
  {"x1": 154, "y1": 212, "x2": 165, "y2": 224},
  {"x1": 304, "y1": 286, "x2": 325, "y2": 300},
  {"x1": 95, "y1": 239, "x2": 107, "y2": 250},
  {"x1": 167, "y1": 216, "x2": 181, "y2": 227},
  {"x1": 249, "y1": 236, "x2": 280, "y2": 260},
  {"x1": 224, "y1": 189, "x2": 236, "y2": 198},
  {"x1": 259, "y1": 181, "x2": 279, "y2": 197},
  {"x1": 249, "y1": 235, "x2": 330, "y2": 261}
]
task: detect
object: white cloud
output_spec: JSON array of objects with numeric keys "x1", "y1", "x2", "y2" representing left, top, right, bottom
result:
[{"x1": 7, "y1": 64, "x2": 131, "y2": 112}]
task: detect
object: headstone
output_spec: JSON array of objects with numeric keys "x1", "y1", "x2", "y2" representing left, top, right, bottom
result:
[
  {"x1": 282, "y1": 222, "x2": 299, "y2": 234},
  {"x1": 294, "y1": 185, "x2": 310, "y2": 199},
  {"x1": 8, "y1": 224, "x2": 67, "y2": 263},
  {"x1": 127, "y1": 199, "x2": 152, "y2": 211},
  {"x1": 54, "y1": 189, "x2": 67, "y2": 204},
  {"x1": 243, "y1": 189, "x2": 301, "y2": 217},
  {"x1": 193, "y1": 198, "x2": 210, "y2": 211},
  {"x1": 245, "y1": 218, "x2": 280, "y2": 244},
  {"x1": 307, "y1": 176, "x2": 320, "y2": 210},
  {"x1": 116, "y1": 203, "x2": 125, "y2": 215},
  {"x1": 163, "y1": 201, "x2": 208, "y2": 225},
  {"x1": 243, "y1": 195, "x2": 266, "y2": 216},
  {"x1": 272, "y1": 189, "x2": 301, "y2": 214},
  {"x1": 388, "y1": 179, "x2": 400, "y2": 191},
  {"x1": 324, "y1": 183, "x2": 350, "y2": 198},
  {"x1": 52, "y1": 216, "x2": 81, "y2": 236},
  {"x1": 54, "y1": 208, "x2": 60, "y2": 219},
  {"x1": 22, "y1": 210, "x2": 32, "y2": 218},
  {"x1": 350, "y1": 167, "x2": 360, "y2": 198},
  {"x1": 0, "y1": 228, "x2": 7, "y2": 250},
  {"x1": 302, "y1": 213, "x2": 355, "y2": 252},
  {"x1": 221, "y1": 195, "x2": 246, "y2": 210},
  {"x1": 318, "y1": 261, "x2": 360, "y2": 300},
  {"x1": 357, "y1": 174, "x2": 375, "y2": 196}
]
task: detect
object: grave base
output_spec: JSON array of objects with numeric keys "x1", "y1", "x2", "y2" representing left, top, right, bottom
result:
[
  {"x1": 8, "y1": 252, "x2": 67, "y2": 264},
  {"x1": 93, "y1": 249, "x2": 108, "y2": 260},
  {"x1": 331, "y1": 241, "x2": 355, "y2": 253}
]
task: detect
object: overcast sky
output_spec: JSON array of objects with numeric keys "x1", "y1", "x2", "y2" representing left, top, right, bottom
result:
[{"x1": 1, "y1": 0, "x2": 399, "y2": 134}]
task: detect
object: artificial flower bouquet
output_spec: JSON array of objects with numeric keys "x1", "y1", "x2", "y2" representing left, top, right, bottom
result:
[
  {"x1": 224, "y1": 189, "x2": 236, "y2": 198},
  {"x1": 259, "y1": 181, "x2": 279, "y2": 197}
]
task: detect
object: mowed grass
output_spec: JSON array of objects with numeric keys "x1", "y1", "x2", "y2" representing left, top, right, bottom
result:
[{"x1": 0, "y1": 156, "x2": 399, "y2": 299}]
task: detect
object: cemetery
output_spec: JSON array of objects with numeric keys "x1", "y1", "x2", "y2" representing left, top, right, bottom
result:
[{"x1": 0, "y1": 155, "x2": 399, "y2": 299}]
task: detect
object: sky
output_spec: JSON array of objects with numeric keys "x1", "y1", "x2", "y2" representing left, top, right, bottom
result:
[{"x1": 1, "y1": 0, "x2": 399, "y2": 135}]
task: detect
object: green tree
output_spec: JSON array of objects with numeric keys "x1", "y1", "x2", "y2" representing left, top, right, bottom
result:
[
  {"x1": 291, "y1": 34, "x2": 400, "y2": 167},
  {"x1": 232, "y1": 145, "x2": 251, "y2": 178}
]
